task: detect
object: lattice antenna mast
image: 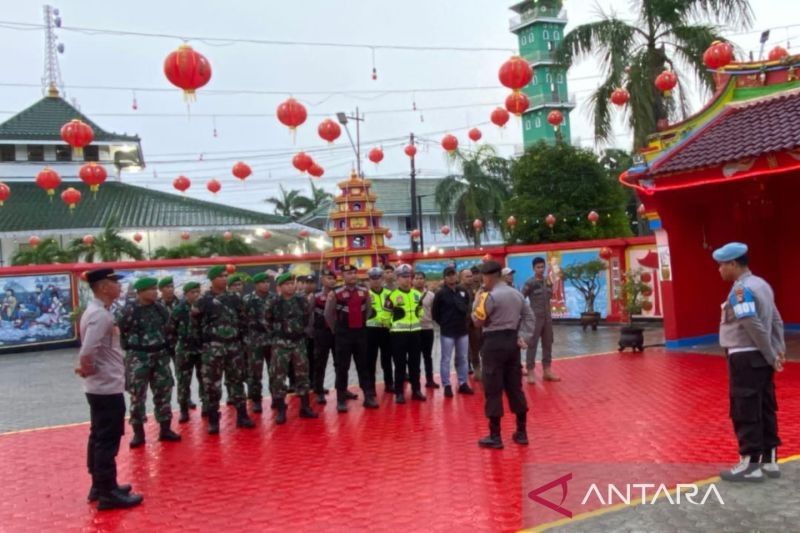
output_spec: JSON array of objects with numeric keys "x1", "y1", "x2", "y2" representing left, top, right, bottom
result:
[{"x1": 41, "y1": 5, "x2": 65, "y2": 96}]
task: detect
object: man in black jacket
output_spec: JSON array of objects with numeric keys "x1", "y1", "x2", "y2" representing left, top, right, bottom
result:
[{"x1": 432, "y1": 266, "x2": 474, "y2": 398}]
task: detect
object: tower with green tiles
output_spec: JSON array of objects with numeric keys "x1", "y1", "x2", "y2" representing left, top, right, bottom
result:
[{"x1": 509, "y1": 0, "x2": 574, "y2": 146}]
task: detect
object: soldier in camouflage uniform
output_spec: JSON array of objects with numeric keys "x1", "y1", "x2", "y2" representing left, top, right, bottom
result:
[
  {"x1": 243, "y1": 272, "x2": 272, "y2": 414},
  {"x1": 116, "y1": 277, "x2": 181, "y2": 447},
  {"x1": 265, "y1": 272, "x2": 318, "y2": 424},
  {"x1": 195, "y1": 266, "x2": 255, "y2": 434},
  {"x1": 168, "y1": 281, "x2": 207, "y2": 423},
  {"x1": 159, "y1": 277, "x2": 195, "y2": 409},
  {"x1": 223, "y1": 273, "x2": 246, "y2": 405}
]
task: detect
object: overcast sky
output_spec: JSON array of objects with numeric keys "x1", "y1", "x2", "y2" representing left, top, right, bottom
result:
[{"x1": 0, "y1": 0, "x2": 795, "y2": 213}]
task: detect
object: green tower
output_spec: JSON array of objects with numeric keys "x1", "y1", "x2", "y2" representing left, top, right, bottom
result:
[{"x1": 509, "y1": 0, "x2": 574, "y2": 147}]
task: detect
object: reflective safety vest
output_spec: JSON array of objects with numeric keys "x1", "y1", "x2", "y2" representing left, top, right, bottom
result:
[
  {"x1": 367, "y1": 287, "x2": 392, "y2": 328},
  {"x1": 385, "y1": 288, "x2": 423, "y2": 333}
]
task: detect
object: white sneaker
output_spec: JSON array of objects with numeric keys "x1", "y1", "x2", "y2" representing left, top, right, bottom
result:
[
  {"x1": 762, "y1": 448, "x2": 781, "y2": 479},
  {"x1": 720, "y1": 456, "x2": 765, "y2": 483}
]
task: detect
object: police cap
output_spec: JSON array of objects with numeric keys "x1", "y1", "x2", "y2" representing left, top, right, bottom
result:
[
  {"x1": 85, "y1": 268, "x2": 121, "y2": 285},
  {"x1": 341, "y1": 264, "x2": 358, "y2": 273},
  {"x1": 367, "y1": 267, "x2": 384, "y2": 279},
  {"x1": 712, "y1": 242, "x2": 748, "y2": 262}
]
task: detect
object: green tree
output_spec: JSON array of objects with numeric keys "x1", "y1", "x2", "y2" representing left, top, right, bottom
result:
[
  {"x1": 306, "y1": 179, "x2": 333, "y2": 211},
  {"x1": 196, "y1": 235, "x2": 258, "y2": 257},
  {"x1": 67, "y1": 217, "x2": 145, "y2": 263},
  {"x1": 151, "y1": 242, "x2": 203, "y2": 259},
  {"x1": 557, "y1": 0, "x2": 753, "y2": 149},
  {"x1": 265, "y1": 184, "x2": 314, "y2": 220},
  {"x1": 599, "y1": 148, "x2": 644, "y2": 235},
  {"x1": 562, "y1": 260, "x2": 608, "y2": 313},
  {"x1": 504, "y1": 141, "x2": 631, "y2": 244},
  {"x1": 11, "y1": 238, "x2": 72, "y2": 266},
  {"x1": 434, "y1": 145, "x2": 511, "y2": 246}
]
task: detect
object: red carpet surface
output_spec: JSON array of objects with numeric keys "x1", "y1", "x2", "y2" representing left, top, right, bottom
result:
[{"x1": 1, "y1": 350, "x2": 798, "y2": 532}]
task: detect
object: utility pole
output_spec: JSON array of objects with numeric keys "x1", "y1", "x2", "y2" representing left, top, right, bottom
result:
[
  {"x1": 417, "y1": 195, "x2": 424, "y2": 252},
  {"x1": 409, "y1": 133, "x2": 419, "y2": 253},
  {"x1": 337, "y1": 109, "x2": 365, "y2": 177}
]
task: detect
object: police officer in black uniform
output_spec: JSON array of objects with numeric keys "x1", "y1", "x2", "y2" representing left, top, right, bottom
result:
[{"x1": 310, "y1": 269, "x2": 336, "y2": 404}]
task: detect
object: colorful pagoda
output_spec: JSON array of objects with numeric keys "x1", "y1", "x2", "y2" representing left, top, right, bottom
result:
[{"x1": 323, "y1": 170, "x2": 393, "y2": 272}]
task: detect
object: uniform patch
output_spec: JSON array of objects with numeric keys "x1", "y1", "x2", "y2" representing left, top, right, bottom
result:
[
  {"x1": 729, "y1": 285, "x2": 756, "y2": 319},
  {"x1": 342, "y1": 291, "x2": 350, "y2": 299}
]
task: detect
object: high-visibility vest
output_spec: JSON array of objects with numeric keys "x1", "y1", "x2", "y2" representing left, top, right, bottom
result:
[
  {"x1": 386, "y1": 288, "x2": 422, "y2": 333},
  {"x1": 367, "y1": 288, "x2": 392, "y2": 328}
]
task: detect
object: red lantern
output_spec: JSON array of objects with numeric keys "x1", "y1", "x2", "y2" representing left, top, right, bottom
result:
[
  {"x1": 298, "y1": 229, "x2": 310, "y2": 239},
  {"x1": 440, "y1": 225, "x2": 451, "y2": 236},
  {"x1": 276, "y1": 98, "x2": 307, "y2": 131},
  {"x1": 173, "y1": 175, "x2": 191, "y2": 193},
  {"x1": 655, "y1": 70, "x2": 678, "y2": 97},
  {"x1": 473, "y1": 219, "x2": 483, "y2": 231},
  {"x1": 36, "y1": 168, "x2": 61, "y2": 197},
  {"x1": 599, "y1": 247, "x2": 613, "y2": 261},
  {"x1": 768, "y1": 46, "x2": 789, "y2": 61},
  {"x1": 610, "y1": 88, "x2": 630, "y2": 107},
  {"x1": 640, "y1": 272, "x2": 652, "y2": 283},
  {"x1": 498, "y1": 56, "x2": 533, "y2": 91},
  {"x1": 0, "y1": 182, "x2": 10, "y2": 206},
  {"x1": 61, "y1": 187, "x2": 82, "y2": 210},
  {"x1": 318, "y1": 119, "x2": 342, "y2": 144},
  {"x1": 206, "y1": 179, "x2": 221, "y2": 194},
  {"x1": 226, "y1": 264, "x2": 236, "y2": 274},
  {"x1": 292, "y1": 152, "x2": 314, "y2": 173},
  {"x1": 482, "y1": 253, "x2": 492, "y2": 262},
  {"x1": 368, "y1": 147, "x2": 384, "y2": 165},
  {"x1": 262, "y1": 230, "x2": 272, "y2": 240},
  {"x1": 232, "y1": 162, "x2": 252, "y2": 182},
  {"x1": 703, "y1": 41, "x2": 734, "y2": 70},
  {"x1": 163, "y1": 44, "x2": 212, "y2": 101},
  {"x1": 507, "y1": 215, "x2": 517, "y2": 228},
  {"x1": 468, "y1": 128, "x2": 482, "y2": 142},
  {"x1": 441, "y1": 134, "x2": 458, "y2": 154},
  {"x1": 181, "y1": 231, "x2": 190, "y2": 241},
  {"x1": 637, "y1": 203, "x2": 647, "y2": 217},
  {"x1": 490, "y1": 107, "x2": 510, "y2": 128},
  {"x1": 404, "y1": 144, "x2": 417, "y2": 158},
  {"x1": 60, "y1": 119, "x2": 94, "y2": 158},
  {"x1": 223, "y1": 231, "x2": 233, "y2": 241},
  {"x1": 641, "y1": 286, "x2": 653, "y2": 297},
  {"x1": 79, "y1": 163, "x2": 107, "y2": 194},
  {"x1": 133, "y1": 232, "x2": 143, "y2": 243},
  {"x1": 308, "y1": 163, "x2": 324, "y2": 178},
  {"x1": 83, "y1": 235, "x2": 95, "y2": 246},
  {"x1": 29, "y1": 236, "x2": 41, "y2": 247},
  {"x1": 545, "y1": 214, "x2": 556, "y2": 228},
  {"x1": 505, "y1": 92, "x2": 530, "y2": 116},
  {"x1": 385, "y1": 230, "x2": 393, "y2": 239},
  {"x1": 411, "y1": 229, "x2": 421, "y2": 239},
  {"x1": 641, "y1": 300, "x2": 653, "y2": 312},
  {"x1": 588, "y1": 211, "x2": 600, "y2": 226},
  {"x1": 547, "y1": 110, "x2": 564, "y2": 128}
]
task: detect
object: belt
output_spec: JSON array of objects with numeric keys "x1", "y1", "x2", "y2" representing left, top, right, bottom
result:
[
  {"x1": 126, "y1": 344, "x2": 167, "y2": 353},
  {"x1": 728, "y1": 346, "x2": 758, "y2": 355},
  {"x1": 483, "y1": 329, "x2": 517, "y2": 337}
]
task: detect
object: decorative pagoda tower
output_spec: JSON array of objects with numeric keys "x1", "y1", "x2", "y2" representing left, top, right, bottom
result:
[
  {"x1": 509, "y1": 0, "x2": 575, "y2": 146},
  {"x1": 323, "y1": 170, "x2": 393, "y2": 272}
]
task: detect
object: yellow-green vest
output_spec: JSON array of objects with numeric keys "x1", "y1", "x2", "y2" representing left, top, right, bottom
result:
[
  {"x1": 367, "y1": 288, "x2": 392, "y2": 328},
  {"x1": 386, "y1": 288, "x2": 422, "y2": 333}
]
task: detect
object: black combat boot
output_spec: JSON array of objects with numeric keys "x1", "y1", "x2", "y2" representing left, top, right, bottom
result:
[
  {"x1": 252, "y1": 398, "x2": 263, "y2": 414},
  {"x1": 395, "y1": 393, "x2": 406, "y2": 405},
  {"x1": 316, "y1": 392, "x2": 327, "y2": 405},
  {"x1": 236, "y1": 404, "x2": 255, "y2": 428},
  {"x1": 129, "y1": 424, "x2": 145, "y2": 449},
  {"x1": 512, "y1": 413, "x2": 528, "y2": 445},
  {"x1": 363, "y1": 393, "x2": 379, "y2": 409},
  {"x1": 88, "y1": 484, "x2": 131, "y2": 503},
  {"x1": 411, "y1": 389, "x2": 427, "y2": 402},
  {"x1": 201, "y1": 406, "x2": 209, "y2": 418},
  {"x1": 178, "y1": 403, "x2": 190, "y2": 424},
  {"x1": 337, "y1": 392, "x2": 348, "y2": 413},
  {"x1": 299, "y1": 394, "x2": 319, "y2": 418},
  {"x1": 275, "y1": 398, "x2": 287, "y2": 425},
  {"x1": 478, "y1": 417, "x2": 503, "y2": 449},
  {"x1": 271, "y1": 398, "x2": 279, "y2": 410},
  {"x1": 207, "y1": 411, "x2": 220, "y2": 435},
  {"x1": 158, "y1": 421, "x2": 182, "y2": 442},
  {"x1": 344, "y1": 390, "x2": 358, "y2": 401},
  {"x1": 97, "y1": 488, "x2": 144, "y2": 511}
]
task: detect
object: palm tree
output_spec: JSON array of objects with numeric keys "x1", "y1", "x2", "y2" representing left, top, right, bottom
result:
[
  {"x1": 67, "y1": 217, "x2": 144, "y2": 262},
  {"x1": 557, "y1": 0, "x2": 753, "y2": 149},
  {"x1": 265, "y1": 184, "x2": 314, "y2": 220},
  {"x1": 196, "y1": 235, "x2": 258, "y2": 257},
  {"x1": 434, "y1": 145, "x2": 511, "y2": 246},
  {"x1": 152, "y1": 243, "x2": 203, "y2": 259},
  {"x1": 11, "y1": 238, "x2": 72, "y2": 266},
  {"x1": 306, "y1": 179, "x2": 333, "y2": 211}
]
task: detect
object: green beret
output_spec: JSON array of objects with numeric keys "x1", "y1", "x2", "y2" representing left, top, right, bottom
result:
[
  {"x1": 276, "y1": 272, "x2": 294, "y2": 286},
  {"x1": 158, "y1": 276, "x2": 174, "y2": 289},
  {"x1": 252, "y1": 273, "x2": 268, "y2": 284},
  {"x1": 183, "y1": 281, "x2": 200, "y2": 293},
  {"x1": 227, "y1": 274, "x2": 243, "y2": 286},
  {"x1": 133, "y1": 277, "x2": 158, "y2": 292},
  {"x1": 207, "y1": 265, "x2": 226, "y2": 280}
]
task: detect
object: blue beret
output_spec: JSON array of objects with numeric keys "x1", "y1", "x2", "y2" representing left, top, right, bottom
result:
[{"x1": 712, "y1": 242, "x2": 748, "y2": 262}]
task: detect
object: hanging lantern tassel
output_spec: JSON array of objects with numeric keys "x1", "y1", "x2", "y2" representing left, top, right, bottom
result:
[
  {"x1": 131, "y1": 90, "x2": 138, "y2": 111},
  {"x1": 371, "y1": 47, "x2": 377, "y2": 80}
]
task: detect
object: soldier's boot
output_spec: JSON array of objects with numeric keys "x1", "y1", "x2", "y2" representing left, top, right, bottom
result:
[
  {"x1": 236, "y1": 405, "x2": 255, "y2": 428},
  {"x1": 178, "y1": 403, "x2": 190, "y2": 424},
  {"x1": 512, "y1": 413, "x2": 528, "y2": 446},
  {"x1": 344, "y1": 390, "x2": 358, "y2": 401},
  {"x1": 275, "y1": 399, "x2": 287, "y2": 425},
  {"x1": 299, "y1": 394, "x2": 319, "y2": 419},
  {"x1": 363, "y1": 393, "x2": 379, "y2": 409},
  {"x1": 478, "y1": 417, "x2": 503, "y2": 449},
  {"x1": 252, "y1": 398, "x2": 263, "y2": 414},
  {"x1": 336, "y1": 392, "x2": 348, "y2": 413},
  {"x1": 270, "y1": 398, "x2": 279, "y2": 410},
  {"x1": 316, "y1": 391, "x2": 327, "y2": 405},
  {"x1": 158, "y1": 421, "x2": 182, "y2": 442},
  {"x1": 207, "y1": 411, "x2": 220, "y2": 435},
  {"x1": 543, "y1": 366, "x2": 561, "y2": 382},
  {"x1": 411, "y1": 389, "x2": 427, "y2": 402},
  {"x1": 526, "y1": 368, "x2": 536, "y2": 384},
  {"x1": 129, "y1": 424, "x2": 145, "y2": 449}
]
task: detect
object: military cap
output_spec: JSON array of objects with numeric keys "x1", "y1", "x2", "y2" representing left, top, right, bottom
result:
[
  {"x1": 85, "y1": 268, "x2": 121, "y2": 285},
  {"x1": 341, "y1": 264, "x2": 358, "y2": 272},
  {"x1": 276, "y1": 272, "x2": 294, "y2": 286},
  {"x1": 367, "y1": 267, "x2": 384, "y2": 279},
  {"x1": 133, "y1": 277, "x2": 158, "y2": 292},
  {"x1": 227, "y1": 274, "x2": 243, "y2": 286},
  {"x1": 396, "y1": 263, "x2": 414, "y2": 277},
  {"x1": 158, "y1": 276, "x2": 174, "y2": 289},
  {"x1": 321, "y1": 268, "x2": 336, "y2": 277},
  {"x1": 443, "y1": 266, "x2": 457, "y2": 277},
  {"x1": 251, "y1": 272, "x2": 268, "y2": 284},
  {"x1": 183, "y1": 281, "x2": 200, "y2": 292},
  {"x1": 207, "y1": 265, "x2": 227, "y2": 280},
  {"x1": 481, "y1": 260, "x2": 502, "y2": 275},
  {"x1": 712, "y1": 242, "x2": 748, "y2": 262}
]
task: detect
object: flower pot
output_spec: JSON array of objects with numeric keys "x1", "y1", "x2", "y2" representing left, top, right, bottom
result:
[
  {"x1": 580, "y1": 312, "x2": 601, "y2": 331},
  {"x1": 619, "y1": 325, "x2": 645, "y2": 352}
]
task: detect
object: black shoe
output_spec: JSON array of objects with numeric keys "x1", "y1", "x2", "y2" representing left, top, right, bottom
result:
[
  {"x1": 384, "y1": 383, "x2": 395, "y2": 394},
  {"x1": 299, "y1": 394, "x2": 319, "y2": 418},
  {"x1": 158, "y1": 421, "x2": 182, "y2": 442},
  {"x1": 512, "y1": 431, "x2": 529, "y2": 446},
  {"x1": 478, "y1": 435, "x2": 504, "y2": 449},
  {"x1": 188, "y1": 400, "x2": 197, "y2": 409},
  {"x1": 88, "y1": 484, "x2": 131, "y2": 503},
  {"x1": 97, "y1": 488, "x2": 143, "y2": 511},
  {"x1": 275, "y1": 399, "x2": 287, "y2": 425},
  {"x1": 364, "y1": 395, "x2": 379, "y2": 409},
  {"x1": 316, "y1": 393, "x2": 327, "y2": 405},
  {"x1": 252, "y1": 400, "x2": 263, "y2": 414},
  {"x1": 444, "y1": 385, "x2": 453, "y2": 398},
  {"x1": 201, "y1": 408, "x2": 209, "y2": 419},
  {"x1": 236, "y1": 405, "x2": 255, "y2": 428},
  {"x1": 207, "y1": 411, "x2": 220, "y2": 435},
  {"x1": 458, "y1": 383, "x2": 475, "y2": 395},
  {"x1": 336, "y1": 400, "x2": 348, "y2": 413},
  {"x1": 344, "y1": 390, "x2": 358, "y2": 401},
  {"x1": 129, "y1": 424, "x2": 145, "y2": 449},
  {"x1": 178, "y1": 405, "x2": 190, "y2": 424},
  {"x1": 425, "y1": 381, "x2": 440, "y2": 389},
  {"x1": 271, "y1": 398, "x2": 278, "y2": 410},
  {"x1": 395, "y1": 393, "x2": 406, "y2": 404},
  {"x1": 411, "y1": 390, "x2": 427, "y2": 402}
]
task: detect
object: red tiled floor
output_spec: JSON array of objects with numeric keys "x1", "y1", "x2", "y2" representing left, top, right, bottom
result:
[{"x1": 1, "y1": 350, "x2": 798, "y2": 532}]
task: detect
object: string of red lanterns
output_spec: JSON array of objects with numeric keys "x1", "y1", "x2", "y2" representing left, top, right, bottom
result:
[
  {"x1": 308, "y1": 163, "x2": 325, "y2": 178},
  {"x1": 163, "y1": 44, "x2": 212, "y2": 101},
  {"x1": 292, "y1": 152, "x2": 314, "y2": 173}
]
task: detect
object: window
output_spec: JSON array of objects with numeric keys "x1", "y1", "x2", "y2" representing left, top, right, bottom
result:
[
  {"x1": 557, "y1": 73, "x2": 564, "y2": 84},
  {"x1": 55, "y1": 145, "x2": 72, "y2": 162},
  {"x1": 546, "y1": 73, "x2": 553, "y2": 83},
  {"x1": 524, "y1": 119, "x2": 532, "y2": 131},
  {"x1": 0, "y1": 145, "x2": 15, "y2": 162},
  {"x1": 532, "y1": 73, "x2": 538, "y2": 84},
  {"x1": 27, "y1": 145, "x2": 44, "y2": 162},
  {"x1": 528, "y1": 30, "x2": 535, "y2": 42},
  {"x1": 83, "y1": 145, "x2": 99, "y2": 162},
  {"x1": 521, "y1": 35, "x2": 527, "y2": 46},
  {"x1": 404, "y1": 216, "x2": 413, "y2": 231},
  {"x1": 535, "y1": 117, "x2": 542, "y2": 128},
  {"x1": 554, "y1": 30, "x2": 561, "y2": 40},
  {"x1": 543, "y1": 30, "x2": 550, "y2": 40}
]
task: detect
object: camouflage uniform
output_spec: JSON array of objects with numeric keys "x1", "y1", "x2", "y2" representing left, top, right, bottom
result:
[
  {"x1": 196, "y1": 289, "x2": 247, "y2": 412},
  {"x1": 116, "y1": 301, "x2": 174, "y2": 425},
  {"x1": 169, "y1": 299, "x2": 207, "y2": 409},
  {"x1": 160, "y1": 296, "x2": 179, "y2": 365},
  {"x1": 266, "y1": 293, "x2": 310, "y2": 399},
  {"x1": 243, "y1": 290, "x2": 272, "y2": 402}
]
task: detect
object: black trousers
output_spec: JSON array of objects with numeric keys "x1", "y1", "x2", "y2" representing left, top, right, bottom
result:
[
  {"x1": 334, "y1": 328, "x2": 372, "y2": 397},
  {"x1": 367, "y1": 327, "x2": 393, "y2": 388},
  {"x1": 482, "y1": 330, "x2": 528, "y2": 418},
  {"x1": 420, "y1": 329, "x2": 435, "y2": 381},
  {"x1": 392, "y1": 331, "x2": 421, "y2": 393},
  {"x1": 728, "y1": 350, "x2": 780, "y2": 458},
  {"x1": 305, "y1": 337, "x2": 315, "y2": 389},
  {"x1": 313, "y1": 329, "x2": 335, "y2": 394},
  {"x1": 85, "y1": 393, "x2": 126, "y2": 493}
]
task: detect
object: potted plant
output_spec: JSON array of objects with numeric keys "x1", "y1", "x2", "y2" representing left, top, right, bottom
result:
[
  {"x1": 618, "y1": 269, "x2": 649, "y2": 352},
  {"x1": 561, "y1": 260, "x2": 607, "y2": 331}
]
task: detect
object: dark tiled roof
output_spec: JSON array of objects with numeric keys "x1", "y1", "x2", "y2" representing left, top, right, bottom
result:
[
  {"x1": 0, "y1": 95, "x2": 139, "y2": 142},
  {"x1": 651, "y1": 90, "x2": 800, "y2": 175},
  {"x1": 0, "y1": 181, "x2": 286, "y2": 232}
]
